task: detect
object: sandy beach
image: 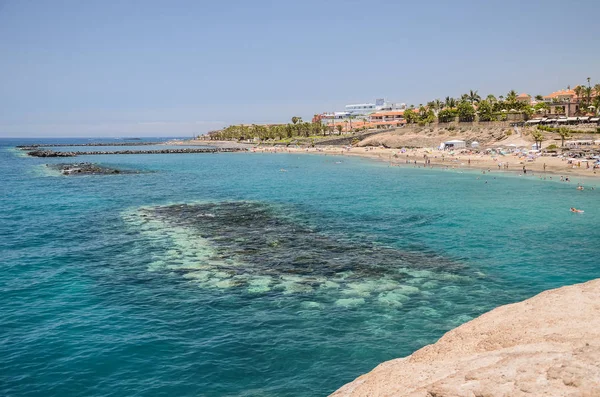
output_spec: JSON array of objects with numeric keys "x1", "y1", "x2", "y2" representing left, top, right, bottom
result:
[{"x1": 181, "y1": 139, "x2": 600, "y2": 180}]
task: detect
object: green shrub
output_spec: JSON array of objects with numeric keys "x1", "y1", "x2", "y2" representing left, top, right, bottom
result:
[{"x1": 546, "y1": 144, "x2": 558, "y2": 150}]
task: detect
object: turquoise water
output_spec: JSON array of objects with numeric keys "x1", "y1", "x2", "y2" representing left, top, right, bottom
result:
[{"x1": 2, "y1": 138, "x2": 599, "y2": 396}]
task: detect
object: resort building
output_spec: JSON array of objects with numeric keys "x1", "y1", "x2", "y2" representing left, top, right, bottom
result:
[
  {"x1": 345, "y1": 103, "x2": 377, "y2": 115},
  {"x1": 543, "y1": 89, "x2": 579, "y2": 116},
  {"x1": 369, "y1": 111, "x2": 405, "y2": 122},
  {"x1": 516, "y1": 93, "x2": 532, "y2": 104},
  {"x1": 316, "y1": 99, "x2": 407, "y2": 131}
]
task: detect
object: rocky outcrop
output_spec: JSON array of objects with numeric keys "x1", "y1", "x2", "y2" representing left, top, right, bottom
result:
[
  {"x1": 27, "y1": 150, "x2": 77, "y2": 157},
  {"x1": 47, "y1": 163, "x2": 141, "y2": 175},
  {"x1": 331, "y1": 279, "x2": 600, "y2": 397}
]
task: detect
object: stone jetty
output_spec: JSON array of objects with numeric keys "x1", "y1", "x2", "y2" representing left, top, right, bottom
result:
[
  {"x1": 17, "y1": 142, "x2": 162, "y2": 148},
  {"x1": 26, "y1": 148, "x2": 246, "y2": 157}
]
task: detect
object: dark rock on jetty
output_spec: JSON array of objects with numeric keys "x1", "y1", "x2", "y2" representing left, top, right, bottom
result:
[
  {"x1": 27, "y1": 148, "x2": 245, "y2": 157},
  {"x1": 28, "y1": 150, "x2": 78, "y2": 157},
  {"x1": 47, "y1": 163, "x2": 140, "y2": 175},
  {"x1": 17, "y1": 142, "x2": 162, "y2": 148}
]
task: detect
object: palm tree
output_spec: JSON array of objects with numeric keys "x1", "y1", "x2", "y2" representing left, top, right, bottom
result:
[
  {"x1": 486, "y1": 94, "x2": 497, "y2": 104},
  {"x1": 434, "y1": 99, "x2": 443, "y2": 112},
  {"x1": 584, "y1": 86, "x2": 593, "y2": 108},
  {"x1": 468, "y1": 90, "x2": 481, "y2": 104},
  {"x1": 535, "y1": 94, "x2": 544, "y2": 101},
  {"x1": 557, "y1": 127, "x2": 571, "y2": 147},
  {"x1": 444, "y1": 97, "x2": 456, "y2": 109},
  {"x1": 506, "y1": 90, "x2": 518, "y2": 104},
  {"x1": 291, "y1": 116, "x2": 300, "y2": 125},
  {"x1": 531, "y1": 130, "x2": 544, "y2": 150}
]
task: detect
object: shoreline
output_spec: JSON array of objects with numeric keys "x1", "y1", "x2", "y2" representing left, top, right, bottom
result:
[{"x1": 183, "y1": 140, "x2": 600, "y2": 180}]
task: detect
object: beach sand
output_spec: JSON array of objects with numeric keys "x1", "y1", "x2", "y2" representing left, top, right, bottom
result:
[{"x1": 176, "y1": 140, "x2": 600, "y2": 180}]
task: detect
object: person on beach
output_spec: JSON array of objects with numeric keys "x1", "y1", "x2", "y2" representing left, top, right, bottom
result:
[
  {"x1": 543, "y1": 163, "x2": 546, "y2": 172},
  {"x1": 523, "y1": 166, "x2": 527, "y2": 175}
]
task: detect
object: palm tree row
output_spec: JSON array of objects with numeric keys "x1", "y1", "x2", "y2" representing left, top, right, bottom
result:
[
  {"x1": 574, "y1": 79, "x2": 600, "y2": 114},
  {"x1": 209, "y1": 117, "x2": 329, "y2": 141},
  {"x1": 406, "y1": 89, "x2": 545, "y2": 125}
]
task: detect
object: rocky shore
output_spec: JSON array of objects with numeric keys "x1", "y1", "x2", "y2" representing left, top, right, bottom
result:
[
  {"x1": 47, "y1": 163, "x2": 141, "y2": 175},
  {"x1": 331, "y1": 278, "x2": 600, "y2": 397},
  {"x1": 25, "y1": 148, "x2": 246, "y2": 157}
]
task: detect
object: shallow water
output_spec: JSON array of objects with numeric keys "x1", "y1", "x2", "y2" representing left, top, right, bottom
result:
[{"x1": 1, "y1": 138, "x2": 599, "y2": 396}]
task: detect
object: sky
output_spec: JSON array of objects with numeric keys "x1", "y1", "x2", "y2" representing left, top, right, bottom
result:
[{"x1": 0, "y1": 0, "x2": 599, "y2": 137}]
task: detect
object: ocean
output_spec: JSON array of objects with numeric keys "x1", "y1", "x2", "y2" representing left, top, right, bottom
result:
[{"x1": 1, "y1": 138, "x2": 599, "y2": 396}]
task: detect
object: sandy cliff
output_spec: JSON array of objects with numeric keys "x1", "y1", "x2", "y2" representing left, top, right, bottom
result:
[{"x1": 331, "y1": 279, "x2": 600, "y2": 397}]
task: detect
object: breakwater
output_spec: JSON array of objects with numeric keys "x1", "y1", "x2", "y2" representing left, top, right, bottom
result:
[
  {"x1": 25, "y1": 148, "x2": 246, "y2": 157},
  {"x1": 16, "y1": 142, "x2": 163, "y2": 148}
]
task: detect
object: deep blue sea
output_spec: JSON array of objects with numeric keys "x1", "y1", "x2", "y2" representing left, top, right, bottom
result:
[{"x1": 2, "y1": 138, "x2": 599, "y2": 396}]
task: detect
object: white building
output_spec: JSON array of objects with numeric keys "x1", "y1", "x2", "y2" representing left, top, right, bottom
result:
[
  {"x1": 344, "y1": 100, "x2": 406, "y2": 116},
  {"x1": 318, "y1": 99, "x2": 407, "y2": 127},
  {"x1": 345, "y1": 103, "x2": 377, "y2": 115},
  {"x1": 442, "y1": 140, "x2": 466, "y2": 149}
]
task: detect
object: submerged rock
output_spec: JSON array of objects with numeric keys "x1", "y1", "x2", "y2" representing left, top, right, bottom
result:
[
  {"x1": 331, "y1": 278, "x2": 600, "y2": 397},
  {"x1": 46, "y1": 163, "x2": 141, "y2": 175},
  {"x1": 123, "y1": 201, "x2": 470, "y2": 305}
]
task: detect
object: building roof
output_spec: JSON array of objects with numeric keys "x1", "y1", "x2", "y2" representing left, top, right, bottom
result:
[
  {"x1": 517, "y1": 93, "x2": 531, "y2": 98},
  {"x1": 544, "y1": 89, "x2": 576, "y2": 99},
  {"x1": 370, "y1": 120, "x2": 406, "y2": 125},
  {"x1": 370, "y1": 111, "x2": 405, "y2": 117}
]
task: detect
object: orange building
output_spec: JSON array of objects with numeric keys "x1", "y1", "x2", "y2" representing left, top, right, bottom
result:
[
  {"x1": 543, "y1": 89, "x2": 579, "y2": 116},
  {"x1": 369, "y1": 111, "x2": 405, "y2": 122},
  {"x1": 516, "y1": 93, "x2": 532, "y2": 104}
]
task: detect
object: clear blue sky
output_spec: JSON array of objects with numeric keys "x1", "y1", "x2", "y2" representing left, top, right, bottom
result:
[{"x1": 1, "y1": 0, "x2": 599, "y2": 137}]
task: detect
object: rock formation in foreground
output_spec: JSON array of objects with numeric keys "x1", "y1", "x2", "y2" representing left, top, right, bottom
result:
[{"x1": 331, "y1": 279, "x2": 600, "y2": 397}]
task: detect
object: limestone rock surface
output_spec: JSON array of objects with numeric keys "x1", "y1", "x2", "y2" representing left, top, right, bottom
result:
[{"x1": 331, "y1": 279, "x2": 600, "y2": 397}]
